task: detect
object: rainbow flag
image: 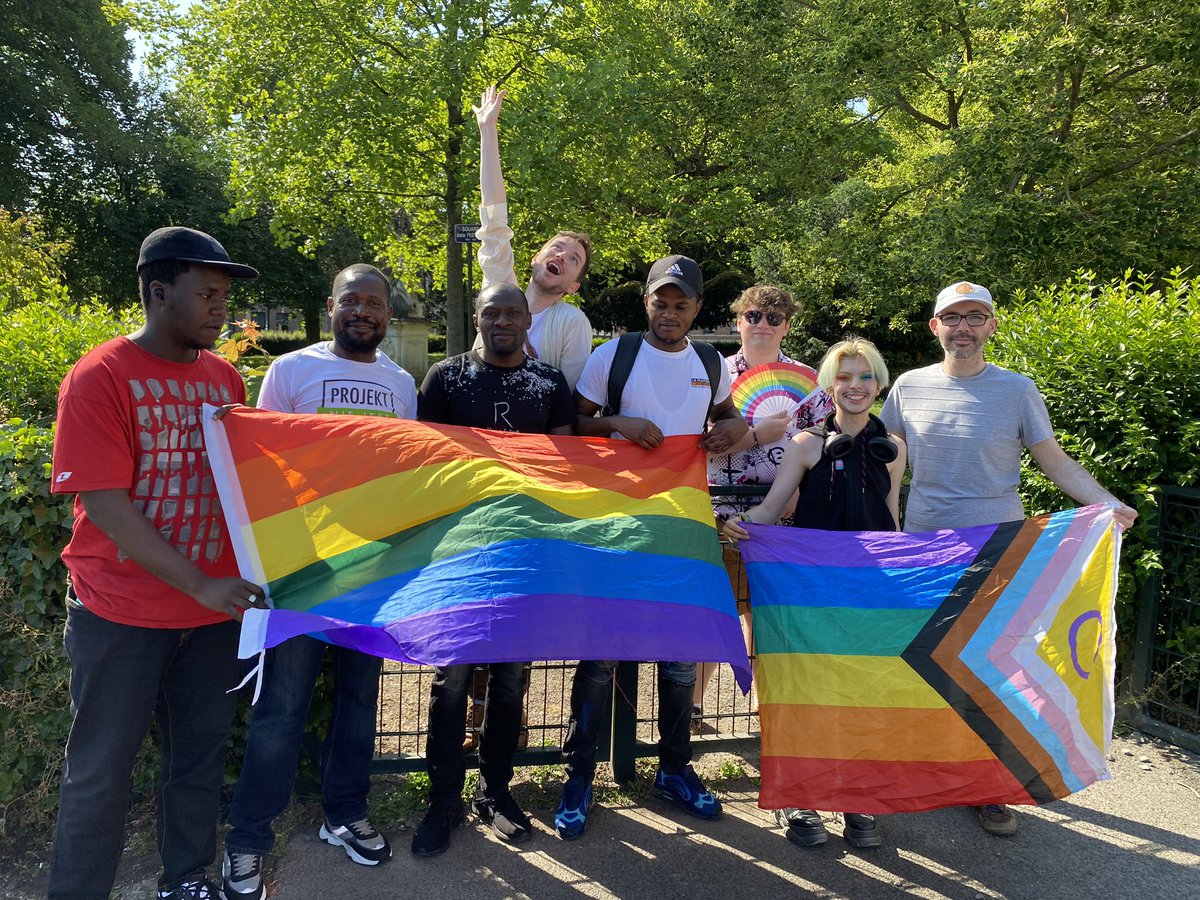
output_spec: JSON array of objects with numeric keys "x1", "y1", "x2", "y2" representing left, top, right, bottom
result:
[
  {"x1": 743, "y1": 506, "x2": 1119, "y2": 813},
  {"x1": 203, "y1": 406, "x2": 750, "y2": 689}
]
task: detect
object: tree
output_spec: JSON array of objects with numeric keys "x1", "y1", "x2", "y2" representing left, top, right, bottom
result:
[
  {"x1": 752, "y1": 0, "x2": 1200, "y2": 343},
  {"x1": 148, "y1": 0, "x2": 854, "y2": 351},
  {"x1": 0, "y1": 0, "x2": 137, "y2": 210},
  {"x1": 0, "y1": 209, "x2": 69, "y2": 311}
]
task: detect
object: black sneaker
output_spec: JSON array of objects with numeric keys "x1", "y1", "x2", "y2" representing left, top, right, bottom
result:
[
  {"x1": 773, "y1": 808, "x2": 828, "y2": 847},
  {"x1": 474, "y1": 791, "x2": 533, "y2": 843},
  {"x1": 159, "y1": 873, "x2": 219, "y2": 899},
  {"x1": 219, "y1": 848, "x2": 263, "y2": 900},
  {"x1": 318, "y1": 817, "x2": 392, "y2": 865},
  {"x1": 411, "y1": 799, "x2": 466, "y2": 857},
  {"x1": 842, "y1": 813, "x2": 882, "y2": 848}
]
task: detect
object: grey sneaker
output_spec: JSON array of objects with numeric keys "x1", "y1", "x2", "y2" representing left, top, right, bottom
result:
[
  {"x1": 319, "y1": 818, "x2": 392, "y2": 865},
  {"x1": 974, "y1": 804, "x2": 1018, "y2": 836},
  {"x1": 219, "y1": 848, "x2": 263, "y2": 900}
]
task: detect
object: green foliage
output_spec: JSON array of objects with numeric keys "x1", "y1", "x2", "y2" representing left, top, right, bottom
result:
[
  {"x1": 0, "y1": 210, "x2": 70, "y2": 312},
  {"x1": 0, "y1": 302, "x2": 142, "y2": 424},
  {"x1": 989, "y1": 271, "x2": 1200, "y2": 665},
  {"x1": 0, "y1": 0, "x2": 135, "y2": 209},
  {"x1": 0, "y1": 421, "x2": 74, "y2": 827},
  {"x1": 759, "y1": 0, "x2": 1200, "y2": 336}
]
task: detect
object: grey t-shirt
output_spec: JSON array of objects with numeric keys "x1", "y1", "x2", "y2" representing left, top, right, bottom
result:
[{"x1": 880, "y1": 363, "x2": 1055, "y2": 533}]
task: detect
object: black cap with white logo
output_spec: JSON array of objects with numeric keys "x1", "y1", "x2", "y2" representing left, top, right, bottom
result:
[{"x1": 646, "y1": 254, "x2": 703, "y2": 299}]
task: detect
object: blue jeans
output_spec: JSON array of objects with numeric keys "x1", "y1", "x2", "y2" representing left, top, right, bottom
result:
[
  {"x1": 49, "y1": 603, "x2": 243, "y2": 899},
  {"x1": 561, "y1": 660, "x2": 697, "y2": 781},
  {"x1": 225, "y1": 635, "x2": 382, "y2": 855},
  {"x1": 425, "y1": 662, "x2": 527, "y2": 804}
]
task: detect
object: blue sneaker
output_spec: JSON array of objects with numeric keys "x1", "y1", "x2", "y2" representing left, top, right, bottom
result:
[
  {"x1": 555, "y1": 776, "x2": 594, "y2": 840},
  {"x1": 654, "y1": 765, "x2": 722, "y2": 820}
]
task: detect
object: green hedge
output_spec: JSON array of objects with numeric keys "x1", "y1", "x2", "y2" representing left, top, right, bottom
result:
[
  {"x1": 257, "y1": 329, "x2": 330, "y2": 356},
  {"x1": 0, "y1": 421, "x2": 74, "y2": 825},
  {"x1": 989, "y1": 271, "x2": 1200, "y2": 669},
  {"x1": 0, "y1": 303, "x2": 141, "y2": 423}
]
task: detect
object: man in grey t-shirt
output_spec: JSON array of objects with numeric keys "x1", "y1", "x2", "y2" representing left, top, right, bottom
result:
[{"x1": 880, "y1": 279, "x2": 1137, "y2": 837}]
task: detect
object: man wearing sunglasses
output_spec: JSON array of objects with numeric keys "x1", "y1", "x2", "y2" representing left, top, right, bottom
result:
[{"x1": 880, "y1": 280, "x2": 1137, "y2": 838}]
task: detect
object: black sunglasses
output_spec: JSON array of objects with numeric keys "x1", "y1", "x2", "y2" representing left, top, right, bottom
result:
[{"x1": 743, "y1": 310, "x2": 786, "y2": 326}]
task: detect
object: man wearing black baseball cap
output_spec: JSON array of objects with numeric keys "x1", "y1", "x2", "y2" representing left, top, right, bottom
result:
[
  {"x1": 49, "y1": 227, "x2": 263, "y2": 899},
  {"x1": 552, "y1": 254, "x2": 748, "y2": 840}
]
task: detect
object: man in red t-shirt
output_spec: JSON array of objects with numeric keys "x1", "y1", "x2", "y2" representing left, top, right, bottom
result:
[{"x1": 49, "y1": 227, "x2": 263, "y2": 900}]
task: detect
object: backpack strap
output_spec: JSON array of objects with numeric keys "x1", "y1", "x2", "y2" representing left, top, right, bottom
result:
[
  {"x1": 601, "y1": 331, "x2": 645, "y2": 417},
  {"x1": 602, "y1": 333, "x2": 725, "y2": 428},
  {"x1": 689, "y1": 339, "x2": 724, "y2": 418}
]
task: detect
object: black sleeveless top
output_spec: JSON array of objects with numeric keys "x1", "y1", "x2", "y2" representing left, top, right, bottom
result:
[{"x1": 792, "y1": 419, "x2": 896, "y2": 532}]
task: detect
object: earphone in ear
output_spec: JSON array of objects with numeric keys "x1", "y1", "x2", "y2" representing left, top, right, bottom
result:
[
  {"x1": 154, "y1": 288, "x2": 165, "y2": 300},
  {"x1": 822, "y1": 412, "x2": 899, "y2": 464}
]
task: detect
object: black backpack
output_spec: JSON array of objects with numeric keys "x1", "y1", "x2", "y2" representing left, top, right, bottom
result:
[{"x1": 600, "y1": 332, "x2": 724, "y2": 430}]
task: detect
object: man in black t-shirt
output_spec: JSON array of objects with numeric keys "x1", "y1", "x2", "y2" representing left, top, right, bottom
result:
[{"x1": 412, "y1": 283, "x2": 575, "y2": 857}]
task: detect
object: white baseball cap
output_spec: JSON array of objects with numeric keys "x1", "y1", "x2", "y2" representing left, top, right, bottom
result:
[{"x1": 934, "y1": 281, "x2": 994, "y2": 315}]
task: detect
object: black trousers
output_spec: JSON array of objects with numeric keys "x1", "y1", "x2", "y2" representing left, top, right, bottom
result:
[
  {"x1": 49, "y1": 604, "x2": 242, "y2": 899},
  {"x1": 425, "y1": 661, "x2": 527, "y2": 804}
]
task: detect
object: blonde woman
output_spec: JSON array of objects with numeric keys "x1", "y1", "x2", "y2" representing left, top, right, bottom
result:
[{"x1": 723, "y1": 337, "x2": 906, "y2": 849}]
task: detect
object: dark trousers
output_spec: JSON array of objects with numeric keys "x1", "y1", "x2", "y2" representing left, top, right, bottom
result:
[
  {"x1": 425, "y1": 662, "x2": 526, "y2": 804},
  {"x1": 48, "y1": 605, "x2": 242, "y2": 899},
  {"x1": 225, "y1": 635, "x2": 382, "y2": 855},
  {"x1": 561, "y1": 660, "x2": 696, "y2": 781}
]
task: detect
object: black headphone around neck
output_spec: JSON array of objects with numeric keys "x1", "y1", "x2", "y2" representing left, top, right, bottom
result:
[{"x1": 823, "y1": 412, "x2": 898, "y2": 464}]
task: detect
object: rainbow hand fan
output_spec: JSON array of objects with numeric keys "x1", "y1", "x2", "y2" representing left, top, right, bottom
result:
[{"x1": 731, "y1": 361, "x2": 820, "y2": 425}]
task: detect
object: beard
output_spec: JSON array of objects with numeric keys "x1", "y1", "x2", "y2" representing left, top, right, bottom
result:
[
  {"x1": 335, "y1": 321, "x2": 385, "y2": 355},
  {"x1": 941, "y1": 333, "x2": 985, "y2": 359}
]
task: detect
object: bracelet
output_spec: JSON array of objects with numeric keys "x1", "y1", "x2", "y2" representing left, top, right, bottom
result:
[{"x1": 750, "y1": 427, "x2": 759, "y2": 447}]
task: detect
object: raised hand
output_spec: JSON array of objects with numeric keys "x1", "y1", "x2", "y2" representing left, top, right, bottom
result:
[{"x1": 473, "y1": 84, "x2": 506, "y2": 131}]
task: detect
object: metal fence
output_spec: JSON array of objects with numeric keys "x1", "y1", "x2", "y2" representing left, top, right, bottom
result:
[
  {"x1": 1129, "y1": 486, "x2": 1200, "y2": 752},
  {"x1": 369, "y1": 485, "x2": 765, "y2": 779}
]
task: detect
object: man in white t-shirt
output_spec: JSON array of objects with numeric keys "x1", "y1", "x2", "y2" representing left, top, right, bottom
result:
[
  {"x1": 552, "y1": 254, "x2": 748, "y2": 841},
  {"x1": 880, "y1": 279, "x2": 1136, "y2": 838},
  {"x1": 222, "y1": 265, "x2": 416, "y2": 900},
  {"x1": 471, "y1": 85, "x2": 593, "y2": 391}
]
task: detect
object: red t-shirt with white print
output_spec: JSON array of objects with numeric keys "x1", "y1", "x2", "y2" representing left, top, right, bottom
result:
[{"x1": 52, "y1": 336, "x2": 245, "y2": 628}]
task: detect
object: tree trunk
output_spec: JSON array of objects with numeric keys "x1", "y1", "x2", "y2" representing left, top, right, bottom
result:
[{"x1": 444, "y1": 99, "x2": 465, "y2": 357}]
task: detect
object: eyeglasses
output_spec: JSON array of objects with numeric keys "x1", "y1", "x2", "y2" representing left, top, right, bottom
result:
[
  {"x1": 936, "y1": 312, "x2": 992, "y2": 327},
  {"x1": 743, "y1": 310, "x2": 786, "y2": 326}
]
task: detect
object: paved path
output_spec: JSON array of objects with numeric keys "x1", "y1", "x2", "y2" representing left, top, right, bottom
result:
[
  {"x1": 8, "y1": 733, "x2": 1196, "y2": 898},
  {"x1": 270, "y1": 734, "x2": 1199, "y2": 900}
]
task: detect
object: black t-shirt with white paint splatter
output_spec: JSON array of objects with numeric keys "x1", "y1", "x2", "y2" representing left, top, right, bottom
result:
[{"x1": 417, "y1": 350, "x2": 575, "y2": 434}]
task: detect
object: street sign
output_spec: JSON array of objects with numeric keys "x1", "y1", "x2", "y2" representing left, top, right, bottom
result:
[{"x1": 453, "y1": 223, "x2": 481, "y2": 244}]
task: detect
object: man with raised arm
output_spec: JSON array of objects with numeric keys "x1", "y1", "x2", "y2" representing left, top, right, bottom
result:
[
  {"x1": 880, "y1": 279, "x2": 1137, "y2": 838},
  {"x1": 471, "y1": 85, "x2": 594, "y2": 391}
]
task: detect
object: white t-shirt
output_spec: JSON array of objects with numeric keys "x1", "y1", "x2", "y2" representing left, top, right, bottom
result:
[
  {"x1": 576, "y1": 337, "x2": 732, "y2": 437},
  {"x1": 527, "y1": 307, "x2": 548, "y2": 359},
  {"x1": 257, "y1": 341, "x2": 417, "y2": 419}
]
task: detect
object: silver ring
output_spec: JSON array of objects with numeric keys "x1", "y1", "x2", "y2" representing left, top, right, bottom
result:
[{"x1": 248, "y1": 594, "x2": 258, "y2": 605}]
